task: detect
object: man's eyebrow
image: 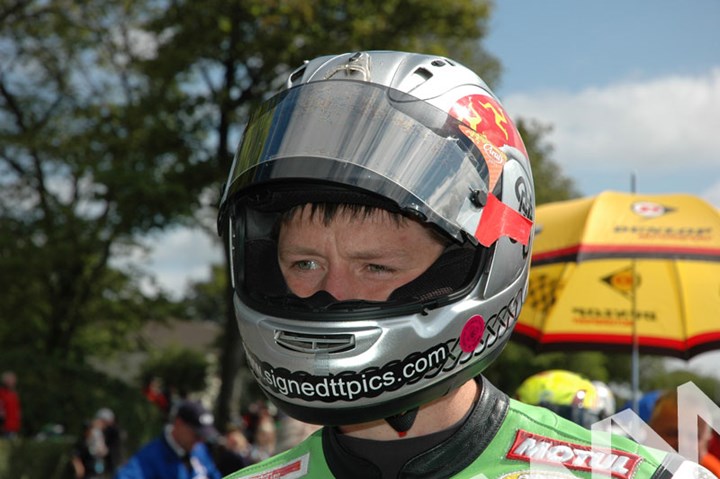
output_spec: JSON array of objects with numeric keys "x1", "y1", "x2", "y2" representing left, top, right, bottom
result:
[
  {"x1": 278, "y1": 244, "x2": 315, "y2": 253},
  {"x1": 279, "y1": 245, "x2": 411, "y2": 261},
  {"x1": 349, "y1": 248, "x2": 411, "y2": 261},
  {"x1": 277, "y1": 245, "x2": 321, "y2": 258}
]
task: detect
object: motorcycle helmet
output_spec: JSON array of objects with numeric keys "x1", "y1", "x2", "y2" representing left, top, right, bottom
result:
[
  {"x1": 592, "y1": 380, "x2": 617, "y2": 420},
  {"x1": 515, "y1": 369, "x2": 603, "y2": 428},
  {"x1": 218, "y1": 50, "x2": 534, "y2": 426}
]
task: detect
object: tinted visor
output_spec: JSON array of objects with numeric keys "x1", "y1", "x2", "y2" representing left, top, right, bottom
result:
[{"x1": 222, "y1": 80, "x2": 489, "y2": 241}]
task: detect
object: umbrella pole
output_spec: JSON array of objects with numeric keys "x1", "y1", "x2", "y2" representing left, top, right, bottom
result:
[
  {"x1": 631, "y1": 289, "x2": 640, "y2": 414},
  {"x1": 630, "y1": 173, "x2": 640, "y2": 413}
]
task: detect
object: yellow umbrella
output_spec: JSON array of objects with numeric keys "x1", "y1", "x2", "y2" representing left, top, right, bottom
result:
[{"x1": 515, "y1": 191, "x2": 720, "y2": 359}]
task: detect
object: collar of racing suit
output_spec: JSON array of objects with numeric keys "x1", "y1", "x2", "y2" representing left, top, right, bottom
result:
[{"x1": 322, "y1": 376, "x2": 509, "y2": 478}]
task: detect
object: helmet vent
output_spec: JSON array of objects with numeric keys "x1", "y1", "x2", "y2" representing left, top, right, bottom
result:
[
  {"x1": 274, "y1": 330, "x2": 355, "y2": 354},
  {"x1": 400, "y1": 67, "x2": 434, "y2": 92},
  {"x1": 288, "y1": 66, "x2": 306, "y2": 86},
  {"x1": 413, "y1": 67, "x2": 433, "y2": 81}
]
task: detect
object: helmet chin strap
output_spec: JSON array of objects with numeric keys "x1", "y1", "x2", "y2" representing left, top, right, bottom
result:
[{"x1": 385, "y1": 407, "x2": 419, "y2": 438}]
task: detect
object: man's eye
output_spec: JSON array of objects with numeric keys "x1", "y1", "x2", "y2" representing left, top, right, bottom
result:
[
  {"x1": 367, "y1": 264, "x2": 393, "y2": 273},
  {"x1": 294, "y1": 260, "x2": 319, "y2": 271}
]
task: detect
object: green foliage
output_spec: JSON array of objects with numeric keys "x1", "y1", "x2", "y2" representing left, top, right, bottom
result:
[
  {"x1": 488, "y1": 343, "x2": 720, "y2": 408},
  {"x1": 139, "y1": 345, "x2": 212, "y2": 395},
  {"x1": 0, "y1": 1, "x2": 204, "y2": 361},
  {"x1": 640, "y1": 364, "x2": 720, "y2": 403},
  {"x1": 485, "y1": 342, "x2": 617, "y2": 396},
  {"x1": 181, "y1": 264, "x2": 228, "y2": 323},
  {"x1": 0, "y1": 349, "x2": 163, "y2": 452},
  {"x1": 0, "y1": 437, "x2": 75, "y2": 479},
  {"x1": 517, "y1": 118, "x2": 581, "y2": 206}
]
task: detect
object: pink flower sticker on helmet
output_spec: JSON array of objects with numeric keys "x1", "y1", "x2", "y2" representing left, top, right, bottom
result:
[{"x1": 460, "y1": 315, "x2": 486, "y2": 353}]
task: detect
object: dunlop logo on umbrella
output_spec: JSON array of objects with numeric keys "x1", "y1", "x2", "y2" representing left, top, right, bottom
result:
[
  {"x1": 631, "y1": 200, "x2": 673, "y2": 219},
  {"x1": 601, "y1": 266, "x2": 639, "y2": 299}
]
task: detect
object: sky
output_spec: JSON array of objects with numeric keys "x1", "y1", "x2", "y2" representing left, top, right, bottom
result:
[
  {"x1": 486, "y1": 0, "x2": 720, "y2": 204},
  {"x1": 138, "y1": 0, "x2": 720, "y2": 373}
]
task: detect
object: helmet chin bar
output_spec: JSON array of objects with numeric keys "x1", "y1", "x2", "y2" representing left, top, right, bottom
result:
[{"x1": 254, "y1": 343, "x2": 507, "y2": 428}]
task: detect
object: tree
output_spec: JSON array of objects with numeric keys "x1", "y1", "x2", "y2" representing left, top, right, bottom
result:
[
  {"x1": 0, "y1": 1, "x2": 210, "y2": 361},
  {"x1": 140, "y1": 345, "x2": 212, "y2": 397},
  {"x1": 181, "y1": 264, "x2": 227, "y2": 324},
  {"x1": 640, "y1": 365, "x2": 720, "y2": 404},
  {"x1": 518, "y1": 118, "x2": 581, "y2": 204}
]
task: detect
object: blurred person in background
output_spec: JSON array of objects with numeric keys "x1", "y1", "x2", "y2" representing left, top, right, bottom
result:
[
  {"x1": 649, "y1": 389, "x2": 720, "y2": 477},
  {"x1": 114, "y1": 400, "x2": 221, "y2": 479},
  {"x1": 244, "y1": 415, "x2": 276, "y2": 465},
  {"x1": 711, "y1": 430, "x2": 720, "y2": 462},
  {"x1": 591, "y1": 380, "x2": 617, "y2": 421},
  {"x1": 213, "y1": 423, "x2": 251, "y2": 476},
  {"x1": 96, "y1": 407, "x2": 124, "y2": 476},
  {"x1": 618, "y1": 389, "x2": 663, "y2": 423},
  {"x1": 0, "y1": 370, "x2": 21, "y2": 438},
  {"x1": 71, "y1": 418, "x2": 108, "y2": 479},
  {"x1": 142, "y1": 376, "x2": 170, "y2": 416},
  {"x1": 275, "y1": 414, "x2": 322, "y2": 453}
]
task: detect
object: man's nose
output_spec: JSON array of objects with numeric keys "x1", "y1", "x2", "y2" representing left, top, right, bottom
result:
[{"x1": 320, "y1": 266, "x2": 355, "y2": 301}]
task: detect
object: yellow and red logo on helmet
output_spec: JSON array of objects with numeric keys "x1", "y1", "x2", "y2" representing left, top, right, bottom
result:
[
  {"x1": 459, "y1": 126, "x2": 506, "y2": 192},
  {"x1": 450, "y1": 94, "x2": 528, "y2": 158},
  {"x1": 450, "y1": 94, "x2": 527, "y2": 192}
]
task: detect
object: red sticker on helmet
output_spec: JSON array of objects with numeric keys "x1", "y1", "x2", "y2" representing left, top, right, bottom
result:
[
  {"x1": 450, "y1": 94, "x2": 528, "y2": 158},
  {"x1": 460, "y1": 315, "x2": 486, "y2": 352},
  {"x1": 475, "y1": 193, "x2": 533, "y2": 247}
]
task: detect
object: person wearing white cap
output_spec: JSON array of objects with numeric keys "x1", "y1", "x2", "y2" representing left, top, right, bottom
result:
[{"x1": 95, "y1": 407, "x2": 123, "y2": 475}]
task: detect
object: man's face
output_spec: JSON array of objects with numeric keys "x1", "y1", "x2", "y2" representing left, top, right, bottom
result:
[
  {"x1": 278, "y1": 205, "x2": 445, "y2": 301},
  {"x1": 174, "y1": 418, "x2": 203, "y2": 452},
  {"x1": 649, "y1": 399, "x2": 711, "y2": 458},
  {"x1": 650, "y1": 404, "x2": 680, "y2": 451}
]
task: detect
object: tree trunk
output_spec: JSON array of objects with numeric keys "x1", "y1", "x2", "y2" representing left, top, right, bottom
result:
[{"x1": 214, "y1": 246, "x2": 243, "y2": 428}]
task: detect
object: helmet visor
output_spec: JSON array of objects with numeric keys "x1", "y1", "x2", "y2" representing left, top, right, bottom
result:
[{"x1": 222, "y1": 80, "x2": 490, "y2": 241}]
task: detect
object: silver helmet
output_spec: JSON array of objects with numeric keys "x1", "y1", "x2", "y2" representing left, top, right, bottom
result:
[{"x1": 218, "y1": 51, "x2": 534, "y2": 425}]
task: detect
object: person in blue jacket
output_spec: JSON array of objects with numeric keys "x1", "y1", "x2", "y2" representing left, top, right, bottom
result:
[{"x1": 114, "y1": 400, "x2": 221, "y2": 479}]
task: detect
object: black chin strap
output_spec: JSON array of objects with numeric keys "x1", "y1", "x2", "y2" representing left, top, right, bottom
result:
[{"x1": 385, "y1": 407, "x2": 419, "y2": 437}]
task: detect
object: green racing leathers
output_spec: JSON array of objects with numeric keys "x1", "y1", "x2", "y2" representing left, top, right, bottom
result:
[{"x1": 224, "y1": 377, "x2": 714, "y2": 479}]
